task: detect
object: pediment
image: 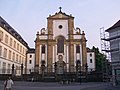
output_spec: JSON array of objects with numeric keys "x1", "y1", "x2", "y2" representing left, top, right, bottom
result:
[{"x1": 47, "y1": 11, "x2": 74, "y2": 19}]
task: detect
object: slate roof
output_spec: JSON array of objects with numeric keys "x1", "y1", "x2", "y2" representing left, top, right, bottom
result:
[
  {"x1": 106, "y1": 20, "x2": 120, "y2": 32},
  {"x1": 0, "y1": 16, "x2": 28, "y2": 48},
  {"x1": 27, "y1": 48, "x2": 35, "y2": 53}
]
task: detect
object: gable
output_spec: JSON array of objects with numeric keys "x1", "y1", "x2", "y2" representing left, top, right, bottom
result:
[{"x1": 47, "y1": 12, "x2": 74, "y2": 19}]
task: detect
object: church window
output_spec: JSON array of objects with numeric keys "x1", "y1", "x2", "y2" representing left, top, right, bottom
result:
[
  {"x1": 76, "y1": 45, "x2": 80, "y2": 53},
  {"x1": 42, "y1": 45, "x2": 45, "y2": 53},
  {"x1": 58, "y1": 25, "x2": 63, "y2": 29},
  {"x1": 57, "y1": 36, "x2": 64, "y2": 53}
]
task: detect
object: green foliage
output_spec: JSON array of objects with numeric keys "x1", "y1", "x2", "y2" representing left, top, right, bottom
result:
[{"x1": 91, "y1": 46, "x2": 106, "y2": 72}]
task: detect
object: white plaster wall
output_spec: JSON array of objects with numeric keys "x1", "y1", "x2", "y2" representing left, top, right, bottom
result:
[
  {"x1": 87, "y1": 52, "x2": 95, "y2": 71},
  {"x1": 0, "y1": 26, "x2": 27, "y2": 74},
  {"x1": 53, "y1": 20, "x2": 68, "y2": 39},
  {"x1": 39, "y1": 35, "x2": 47, "y2": 39},
  {"x1": 26, "y1": 53, "x2": 35, "y2": 74},
  {"x1": 74, "y1": 35, "x2": 82, "y2": 39}
]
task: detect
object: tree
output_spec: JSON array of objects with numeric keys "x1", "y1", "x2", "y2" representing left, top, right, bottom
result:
[{"x1": 91, "y1": 46, "x2": 106, "y2": 72}]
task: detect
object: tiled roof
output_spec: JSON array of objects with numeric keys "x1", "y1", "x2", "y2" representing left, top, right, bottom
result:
[
  {"x1": 0, "y1": 16, "x2": 28, "y2": 48},
  {"x1": 106, "y1": 20, "x2": 120, "y2": 32}
]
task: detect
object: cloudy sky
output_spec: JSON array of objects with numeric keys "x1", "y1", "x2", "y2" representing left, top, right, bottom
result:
[{"x1": 0, "y1": 0, "x2": 120, "y2": 50}]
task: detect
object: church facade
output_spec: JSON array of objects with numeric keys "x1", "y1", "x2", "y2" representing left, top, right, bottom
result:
[{"x1": 35, "y1": 9, "x2": 87, "y2": 74}]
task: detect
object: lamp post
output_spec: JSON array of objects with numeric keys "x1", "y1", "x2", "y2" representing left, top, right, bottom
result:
[
  {"x1": 85, "y1": 63, "x2": 88, "y2": 82},
  {"x1": 21, "y1": 63, "x2": 23, "y2": 80},
  {"x1": 12, "y1": 64, "x2": 14, "y2": 78},
  {"x1": 41, "y1": 61, "x2": 45, "y2": 80},
  {"x1": 54, "y1": 62, "x2": 57, "y2": 80},
  {"x1": 76, "y1": 60, "x2": 81, "y2": 84}
]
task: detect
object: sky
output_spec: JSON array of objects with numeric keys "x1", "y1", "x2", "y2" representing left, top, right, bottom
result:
[{"x1": 0, "y1": 0, "x2": 120, "y2": 50}]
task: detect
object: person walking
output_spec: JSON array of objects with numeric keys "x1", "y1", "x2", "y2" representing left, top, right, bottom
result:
[{"x1": 4, "y1": 77, "x2": 14, "y2": 90}]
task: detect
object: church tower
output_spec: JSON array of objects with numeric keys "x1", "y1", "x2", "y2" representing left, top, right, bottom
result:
[{"x1": 35, "y1": 7, "x2": 87, "y2": 74}]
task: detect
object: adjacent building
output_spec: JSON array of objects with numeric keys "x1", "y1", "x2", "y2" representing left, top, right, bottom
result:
[
  {"x1": 106, "y1": 20, "x2": 120, "y2": 85},
  {"x1": 0, "y1": 16, "x2": 28, "y2": 75},
  {"x1": 87, "y1": 48, "x2": 95, "y2": 72},
  {"x1": 26, "y1": 48, "x2": 35, "y2": 74}
]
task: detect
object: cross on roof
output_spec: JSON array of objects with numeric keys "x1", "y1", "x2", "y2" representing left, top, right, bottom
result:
[{"x1": 59, "y1": 7, "x2": 62, "y2": 12}]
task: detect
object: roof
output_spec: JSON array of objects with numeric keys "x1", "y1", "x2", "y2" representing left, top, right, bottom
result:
[
  {"x1": 0, "y1": 16, "x2": 28, "y2": 48},
  {"x1": 47, "y1": 9, "x2": 74, "y2": 19},
  {"x1": 27, "y1": 48, "x2": 35, "y2": 53},
  {"x1": 106, "y1": 20, "x2": 120, "y2": 32}
]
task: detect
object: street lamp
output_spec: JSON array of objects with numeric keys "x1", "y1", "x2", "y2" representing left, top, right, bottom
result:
[
  {"x1": 12, "y1": 64, "x2": 14, "y2": 78},
  {"x1": 21, "y1": 63, "x2": 23, "y2": 80},
  {"x1": 54, "y1": 62, "x2": 57, "y2": 80},
  {"x1": 85, "y1": 63, "x2": 88, "y2": 82},
  {"x1": 76, "y1": 60, "x2": 81, "y2": 84},
  {"x1": 41, "y1": 60, "x2": 45, "y2": 80}
]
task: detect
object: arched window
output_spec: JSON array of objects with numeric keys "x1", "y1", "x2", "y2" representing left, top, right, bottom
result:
[
  {"x1": 76, "y1": 45, "x2": 80, "y2": 53},
  {"x1": 57, "y1": 36, "x2": 64, "y2": 53},
  {"x1": 42, "y1": 45, "x2": 45, "y2": 53}
]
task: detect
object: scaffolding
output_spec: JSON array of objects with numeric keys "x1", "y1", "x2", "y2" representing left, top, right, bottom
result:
[
  {"x1": 100, "y1": 27, "x2": 111, "y2": 81},
  {"x1": 100, "y1": 27, "x2": 111, "y2": 61}
]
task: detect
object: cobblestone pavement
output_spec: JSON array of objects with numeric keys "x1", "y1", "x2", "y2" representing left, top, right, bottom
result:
[{"x1": 0, "y1": 81, "x2": 120, "y2": 90}]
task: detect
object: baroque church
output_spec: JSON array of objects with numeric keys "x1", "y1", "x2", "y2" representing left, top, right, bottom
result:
[
  {"x1": 35, "y1": 8, "x2": 87, "y2": 74},
  {"x1": 0, "y1": 7, "x2": 95, "y2": 77}
]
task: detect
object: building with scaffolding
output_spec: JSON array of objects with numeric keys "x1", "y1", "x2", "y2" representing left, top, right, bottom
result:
[{"x1": 101, "y1": 20, "x2": 120, "y2": 85}]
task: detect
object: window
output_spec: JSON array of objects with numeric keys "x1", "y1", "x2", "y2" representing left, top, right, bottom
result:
[
  {"x1": 90, "y1": 59, "x2": 92, "y2": 63},
  {"x1": 76, "y1": 45, "x2": 80, "y2": 53},
  {"x1": 0, "y1": 46, "x2": 2, "y2": 56},
  {"x1": 29, "y1": 60, "x2": 32, "y2": 64},
  {"x1": 5, "y1": 34, "x2": 8, "y2": 44},
  {"x1": 16, "y1": 54, "x2": 18, "y2": 62},
  {"x1": 14, "y1": 41, "x2": 16, "y2": 49},
  {"x1": 0, "y1": 30, "x2": 3, "y2": 41},
  {"x1": 22, "y1": 57, "x2": 24, "y2": 63},
  {"x1": 23, "y1": 48, "x2": 24, "y2": 54},
  {"x1": 30, "y1": 55, "x2": 32, "y2": 58},
  {"x1": 58, "y1": 25, "x2": 63, "y2": 29},
  {"x1": 8, "y1": 50, "x2": 12, "y2": 60},
  {"x1": 42, "y1": 45, "x2": 45, "y2": 53},
  {"x1": 10, "y1": 38, "x2": 12, "y2": 46},
  {"x1": 19, "y1": 56, "x2": 21, "y2": 63},
  {"x1": 20, "y1": 46, "x2": 22, "y2": 52},
  {"x1": 17, "y1": 43, "x2": 19, "y2": 51},
  {"x1": 12, "y1": 52, "x2": 15, "y2": 61},
  {"x1": 2, "y1": 62, "x2": 6, "y2": 74},
  {"x1": 90, "y1": 53, "x2": 92, "y2": 57},
  {"x1": 57, "y1": 36, "x2": 64, "y2": 53},
  {"x1": 7, "y1": 64, "x2": 10, "y2": 73},
  {"x1": 3, "y1": 48, "x2": 7, "y2": 58}
]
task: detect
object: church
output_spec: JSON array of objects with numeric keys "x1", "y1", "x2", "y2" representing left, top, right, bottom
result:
[
  {"x1": 34, "y1": 7, "x2": 88, "y2": 74},
  {"x1": 0, "y1": 7, "x2": 95, "y2": 78}
]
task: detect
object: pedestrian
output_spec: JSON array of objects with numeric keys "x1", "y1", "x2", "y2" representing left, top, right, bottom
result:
[{"x1": 4, "y1": 77, "x2": 14, "y2": 90}]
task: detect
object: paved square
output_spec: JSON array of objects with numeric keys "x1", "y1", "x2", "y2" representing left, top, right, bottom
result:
[{"x1": 0, "y1": 81, "x2": 120, "y2": 90}]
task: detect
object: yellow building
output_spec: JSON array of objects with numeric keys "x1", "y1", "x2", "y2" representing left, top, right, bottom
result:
[
  {"x1": 0, "y1": 16, "x2": 28, "y2": 75},
  {"x1": 35, "y1": 8, "x2": 87, "y2": 74}
]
